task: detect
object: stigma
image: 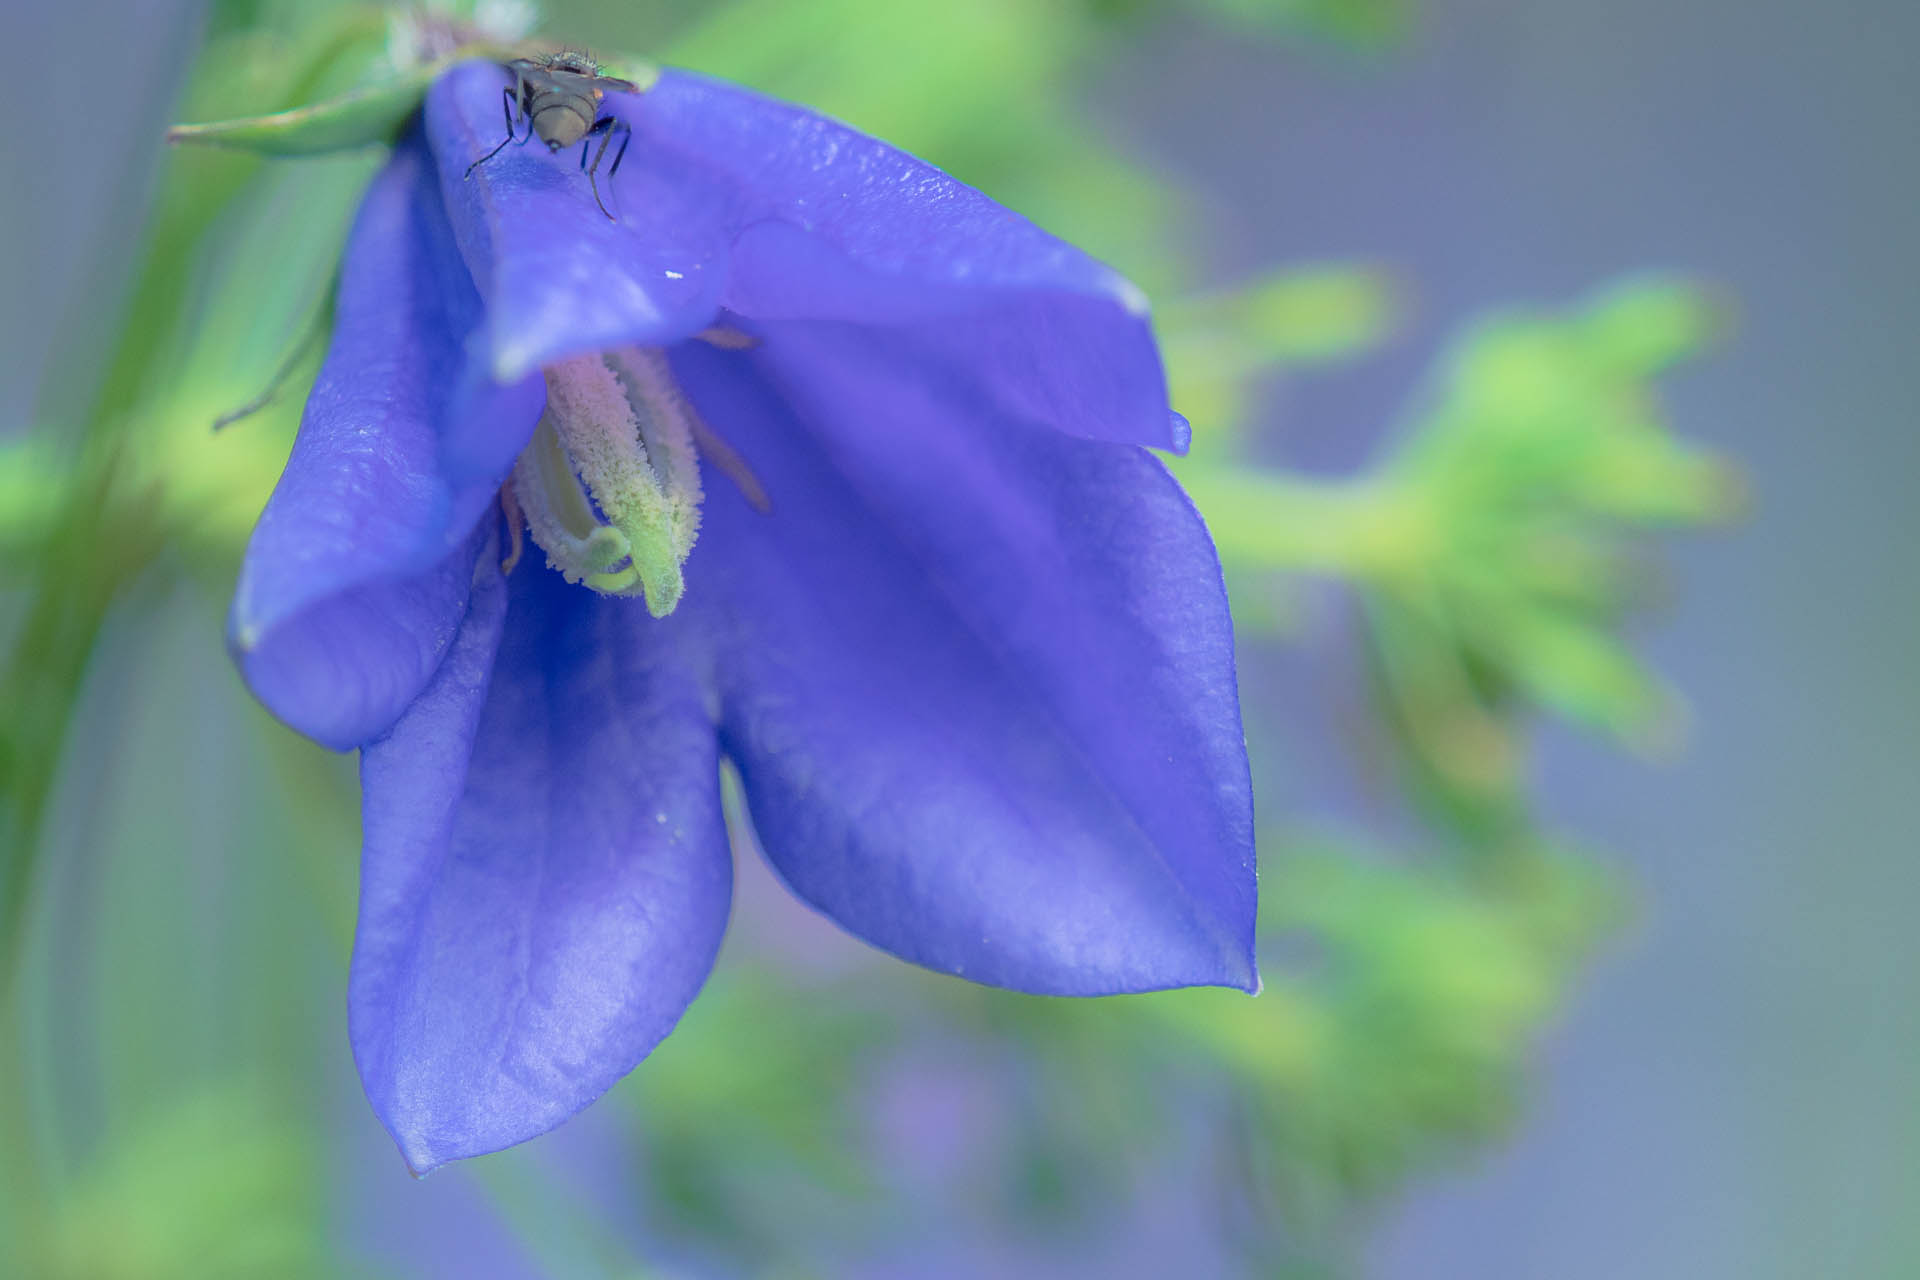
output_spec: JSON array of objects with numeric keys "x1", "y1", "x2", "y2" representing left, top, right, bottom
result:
[{"x1": 508, "y1": 348, "x2": 705, "y2": 617}]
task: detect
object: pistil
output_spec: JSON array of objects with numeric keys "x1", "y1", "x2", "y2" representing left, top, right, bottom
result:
[{"x1": 509, "y1": 349, "x2": 706, "y2": 616}]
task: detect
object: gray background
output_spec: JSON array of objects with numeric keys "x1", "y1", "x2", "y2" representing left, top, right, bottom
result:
[{"x1": 1113, "y1": 2, "x2": 1918, "y2": 1275}]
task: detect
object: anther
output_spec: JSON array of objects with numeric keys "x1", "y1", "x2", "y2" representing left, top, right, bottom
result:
[
  {"x1": 693, "y1": 324, "x2": 759, "y2": 351},
  {"x1": 499, "y1": 482, "x2": 527, "y2": 575}
]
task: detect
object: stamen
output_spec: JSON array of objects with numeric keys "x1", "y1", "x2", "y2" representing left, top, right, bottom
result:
[
  {"x1": 694, "y1": 324, "x2": 759, "y2": 351},
  {"x1": 613, "y1": 345, "x2": 772, "y2": 515},
  {"x1": 688, "y1": 417, "x2": 772, "y2": 515},
  {"x1": 499, "y1": 482, "x2": 527, "y2": 575}
]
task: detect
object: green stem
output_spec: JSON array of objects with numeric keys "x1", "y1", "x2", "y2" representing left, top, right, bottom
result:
[
  {"x1": 0, "y1": 14, "x2": 390, "y2": 1238},
  {"x1": 1, "y1": 4, "x2": 389, "y2": 995},
  {"x1": 83, "y1": 8, "x2": 388, "y2": 431},
  {"x1": 0, "y1": 1022, "x2": 48, "y2": 1255},
  {"x1": 0, "y1": 450, "x2": 162, "y2": 1253},
  {"x1": 0, "y1": 450, "x2": 163, "y2": 994}
]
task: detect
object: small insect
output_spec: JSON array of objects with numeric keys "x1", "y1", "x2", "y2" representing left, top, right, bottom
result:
[{"x1": 464, "y1": 50, "x2": 639, "y2": 220}]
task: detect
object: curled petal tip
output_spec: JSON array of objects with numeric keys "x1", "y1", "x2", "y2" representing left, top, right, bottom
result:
[
  {"x1": 1226, "y1": 947, "x2": 1263, "y2": 995},
  {"x1": 1166, "y1": 410, "x2": 1194, "y2": 455},
  {"x1": 491, "y1": 346, "x2": 535, "y2": 385},
  {"x1": 229, "y1": 616, "x2": 262, "y2": 655}
]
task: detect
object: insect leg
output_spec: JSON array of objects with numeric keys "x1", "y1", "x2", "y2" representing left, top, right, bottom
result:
[
  {"x1": 511, "y1": 64, "x2": 531, "y2": 141},
  {"x1": 607, "y1": 123, "x2": 632, "y2": 179},
  {"x1": 583, "y1": 116, "x2": 632, "y2": 221},
  {"x1": 465, "y1": 67, "x2": 533, "y2": 178},
  {"x1": 464, "y1": 84, "x2": 523, "y2": 178}
]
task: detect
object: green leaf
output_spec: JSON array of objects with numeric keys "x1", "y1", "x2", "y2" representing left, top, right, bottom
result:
[
  {"x1": 1577, "y1": 274, "x2": 1726, "y2": 376},
  {"x1": 1163, "y1": 263, "x2": 1400, "y2": 444}
]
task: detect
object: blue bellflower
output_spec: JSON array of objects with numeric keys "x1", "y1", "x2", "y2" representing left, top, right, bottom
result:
[{"x1": 230, "y1": 60, "x2": 1257, "y2": 1172}]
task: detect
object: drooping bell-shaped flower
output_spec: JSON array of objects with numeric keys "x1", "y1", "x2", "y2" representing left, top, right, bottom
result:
[{"x1": 229, "y1": 57, "x2": 1258, "y2": 1173}]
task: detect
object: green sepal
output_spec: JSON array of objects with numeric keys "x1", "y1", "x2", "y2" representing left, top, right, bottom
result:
[
  {"x1": 168, "y1": 45, "x2": 663, "y2": 157},
  {"x1": 172, "y1": 46, "x2": 664, "y2": 156},
  {"x1": 166, "y1": 47, "x2": 498, "y2": 154}
]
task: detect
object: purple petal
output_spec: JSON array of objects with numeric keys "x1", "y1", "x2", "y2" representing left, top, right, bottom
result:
[
  {"x1": 351, "y1": 551, "x2": 732, "y2": 1172},
  {"x1": 230, "y1": 141, "x2": 541, "y2": 749},
  {"x1": 431, "y1": 59, "x2": 1178, "y2": 450},
  {"x1": 427, "y1": 61, "x2": 731, "y2": 383},
  {"x1": 236, "y1": 533, "x2": 484, "y2": 752},
  {"x1": 608, "y1": 69, "x2": 1181, "y2": 451},
  {"x1": 671, "y1": 328, "x2": 1257, "y2": 995}
]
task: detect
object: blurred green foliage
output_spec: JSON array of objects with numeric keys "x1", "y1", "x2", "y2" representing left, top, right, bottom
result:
[
  {"x1": 34, "y1": 1086, "x2": 321, "y2": 1280},
  {"x1": 1179, "y1": 277, "x2": 1733, "y2": 845},
  {"x1": 0, "y1": 1, "x2": 1734, "y2": 1276}
]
